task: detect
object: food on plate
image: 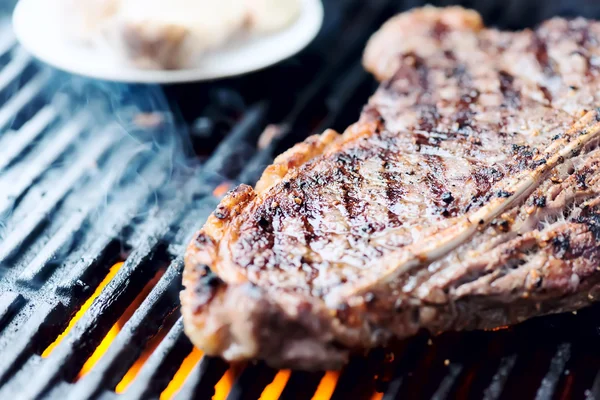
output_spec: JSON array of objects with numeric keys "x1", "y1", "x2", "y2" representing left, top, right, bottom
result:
[
  {"x1": 181, "y1": 6, "x2": 600, "y2": 370},
  {"x1": 61, "y1": 0, "x2": 121, "y2": 43},
  {"x1": 61, "y1": 0, "x2": 301, "y2": 69}
]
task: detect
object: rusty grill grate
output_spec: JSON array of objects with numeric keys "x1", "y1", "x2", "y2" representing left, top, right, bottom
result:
[{"x1": 1, "y1": 0, "x2": 600, "y2": 399}]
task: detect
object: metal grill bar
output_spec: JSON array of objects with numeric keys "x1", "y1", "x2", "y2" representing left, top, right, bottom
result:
[
  {"x1": 0, "y1": 70, "x2": 50, "y2": 130},
  {"x1": 482, "y1": 355, "x2": 517, "y2": 400},
  {"x1": 226, "y1": 363, "x2": 277, "y2": 400},
  {"x1": 330, "y1": 359, "x2": 378, "y2": 400},
  {"x1": 0, "y1": 128, "x2": 116, "y2": 262},
  {"x1": 56, "y1": 160, "x2": 172, "y2": 292},
  {"x1": 173, "y1": 357, "x2": 228, "y2": 400},
  {"x1": 167, "y1": 198, "x2": 220, "y2": 257},
  {"x1": 588, "y1": 370, "x2": 600, "y2": 399},
  {"x1": 0, "y1": 50, "x2": 31, "y2": 94},
  {"x1": 15, "y1": 146, "x2": 136, "y2": 283},
  {"x1": 279, "y1": 371, "x2": 324, "y2": 400},
  {"x1": 432, "y1": 364, "x2": 464, "y2": 400},
  {"x1": 535, "y1": 343, "x2": 572, "y2": 400},
  {"x1": 0, "y1": 105, "x2": 58, "y2": 171},
  {"x1": 0, "y1": 26, "x2": 16, "y2": 59},
  {"x1": 0, "y1": 292, "x2": 23, "y2": 331},
  {"x1": 10, "y1": 96, "x2": 269, "y2": 395},
  {"x1": 67, "y1": 259, "x2": 184, "y2": 399},
  {"x1": 236, "y1": 61, "x2": 373, "y2": 186},
  {"x1": 382, "y1": 336, "x2": 430, "y2": 400},
  {"x1": 124, "y1": 319, "x2": 192, "y2": 400},
  {"x1": 195, "y1": 103, "x2": 267, "y2": 188},
  {"x1": 0, "y1": 301, "x2": 63, "y2": 384},
  {"x1": 0, "y1": 112, "x2": 89, "y2": 213},
  {"x1": 20, "y1": 208, "x2": 183, "y2": 399}
]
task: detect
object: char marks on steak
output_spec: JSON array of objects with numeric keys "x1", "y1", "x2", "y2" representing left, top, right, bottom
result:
[{"x1": 181, "y1": 6, "x2": 600, "y2": 370}]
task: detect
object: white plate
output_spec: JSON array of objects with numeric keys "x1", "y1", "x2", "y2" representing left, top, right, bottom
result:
[{"x1": 13, "y1": 0, "x2": 323, "y2": 83}]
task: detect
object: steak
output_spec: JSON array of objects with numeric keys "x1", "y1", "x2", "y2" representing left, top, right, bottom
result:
[{"x1": 181, "y1": 6, "x2": 600, "y2": 370}]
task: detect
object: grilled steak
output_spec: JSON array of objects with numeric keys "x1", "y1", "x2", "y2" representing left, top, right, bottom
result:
[{"x1": 181, "y1": 6, "x2": 600, "y2": 370}]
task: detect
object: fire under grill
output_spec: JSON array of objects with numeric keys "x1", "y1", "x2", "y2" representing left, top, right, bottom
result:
[{"x1": 2, "y1": 0, "x2": 600, "y2": 399}]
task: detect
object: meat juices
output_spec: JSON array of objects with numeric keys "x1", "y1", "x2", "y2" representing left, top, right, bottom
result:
[{"x1": 181, "y1": 6, "x2": 600, "y2": 370}]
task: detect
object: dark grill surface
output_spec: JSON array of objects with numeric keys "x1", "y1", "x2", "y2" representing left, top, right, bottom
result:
[{"x1": 2, "y1": 1, "x2": 600, "y2": 399}]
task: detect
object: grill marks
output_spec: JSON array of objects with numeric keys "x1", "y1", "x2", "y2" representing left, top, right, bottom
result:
[
  {"x1": 463, "y1": 165, "x2": 504, "y2": 213},
  {"x1": 436, "y1": 148, "x2": 600, "y2": 298},
  {"x1": 336, "y1": 151, "x2": 368, "y2": 229},
  {"x1": 338, "y1": 144, "x2": 408, "y2": 235},
  {"x1": 454, "y1": 89, "x2": 480, "y2": 135},
  {"x1": 416, "y1": 52, "x2": 476, "y2": 137},
  {"x1": 297, "y1": 187, "x2": 319, "y2": 253},
  {"x1": 531, "y1": 32, "x2": 555, "y2": 77},
  {"x1": 385, "y1": 52, "x2": 429, "y2": 94},
  {"x1": 247, "y1": 138, "x2": 426, "y2": 275},
  {"x1": 303, "y1": 19, "x2": 597, "y2": 273},
  {"x1": 421, "y1": 155, "x2": 455, "y2": 217},
  {"x1": 214, "y1": 10, "x2": 600, "y2": 300},
  {"x1": 248, "y1": 17, "x2": 597, "y2": 288},
  {"x1": 538, "y1": 84, "x2": 553, "y2": 104},
  {"x1": 499, "y1": 71, "x2": 521, "y2": 108},
  {"x1": 432, "y1": 20, "x2": 450, "y2": 41},
  {"x1": 234, "y1": 206, "x2": 276, "y2": 271},
  {"x1": 181, "y1": 9, "x2": 600, "y2": 371},
  {"x1": 414, "y1": 54, "x2": 430, "y2": 95},
  {"x1": 451, "y1": 60, "x2": 480, "y2": 136},
  {"x1": 416, "y1": 105, "x2": 441, "y2": 135},
  {"x1": 381, "y1": 150, "x2": 405, "y2": 229},
  {"x1": 514, "y1": 18, "x2": 600, "y2": 115}
]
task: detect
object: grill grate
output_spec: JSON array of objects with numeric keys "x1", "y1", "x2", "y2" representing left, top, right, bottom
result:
[{"x1": 1, "y1": 0, "x2": 600, "y2": 399}]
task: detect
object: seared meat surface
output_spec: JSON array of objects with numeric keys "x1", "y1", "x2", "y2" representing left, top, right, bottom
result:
[{"x1": 181, "y1": 6, "x2": 600, "y2": 370}]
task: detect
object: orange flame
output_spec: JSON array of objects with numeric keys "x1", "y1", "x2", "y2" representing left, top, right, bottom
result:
[
  {"x1": 213, "y1": 182, "x2": 232, "y2": 198},
  {"x1": 44, "y1": 261, "x2": 384, "y2": 399},
  {"x1": 112, "y1": 269, "x2": 167, "y2": 392},
  {"x1": 213, "y1": 369, "x2": 236, "y2": 400},
  {"x1": 42, "y1": 262, "x2": 124, "y2": 359},
  {"x1": 43, "y1": 262, "x2": 169, "y2": 387},
  {"x1": 115, "y1": 326, "x2": 168, "y2": 393},
  {"x1": 78, "y1": 325, "x2": 121, "y2": 379},
  {"x1": 488, "y1": 325, "x2": 509, "y2": 332},
  {"x1": 371, "y1": 391, "x2": 384, "y2": 400},
  {"x1": 260, "y1": 370, "x2": 291, "y2": 399},
  {"x1": 312, "y1": 371, "x2": 339, "y2": 400},
  {"x1": 160, "y1": 362, "x2": 383, "y2": 400},
  {"x1": 160, "y1": 348, "x2": 203, "y2": 399}
]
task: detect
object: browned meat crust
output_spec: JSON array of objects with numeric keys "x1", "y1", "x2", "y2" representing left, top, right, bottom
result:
[{"x1": 181, "y1": 6, "x2": 600, "y2": 370}]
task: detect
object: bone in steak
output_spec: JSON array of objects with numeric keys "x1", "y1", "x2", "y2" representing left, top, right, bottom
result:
[{"x1": 181, "y1": 6, "x2": 600, "y2": 370}]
